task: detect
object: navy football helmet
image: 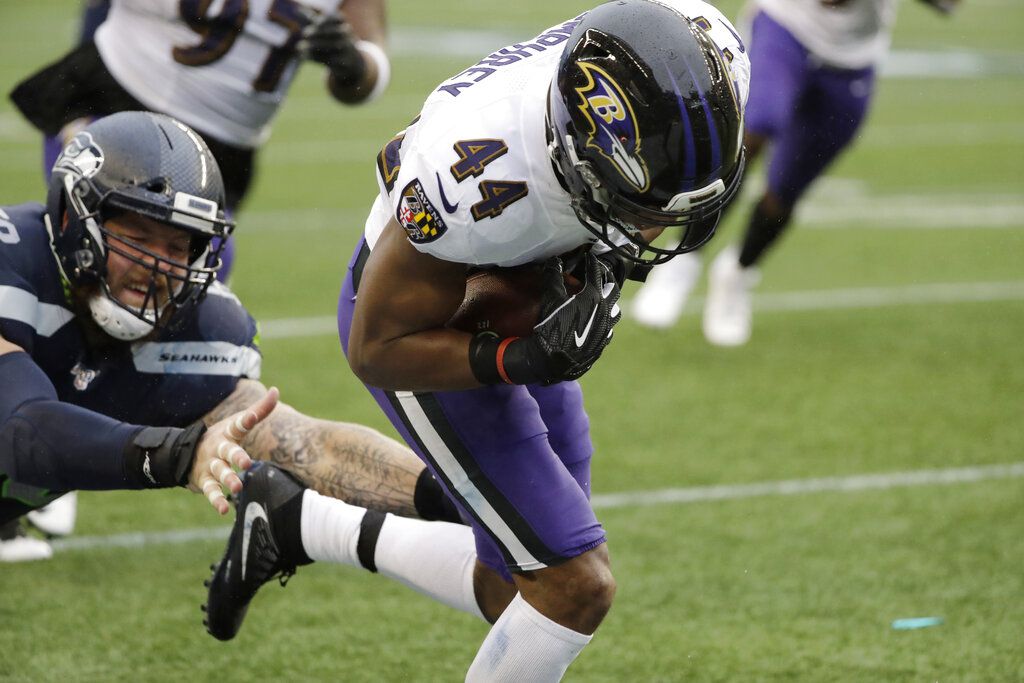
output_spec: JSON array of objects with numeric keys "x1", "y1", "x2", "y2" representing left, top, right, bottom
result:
[
  {"x1": 45, "y1": 112, "x2": 233, "y2": 340},
  {"x1": 548, "y1": 0, "x2": 746, "y2": 266}
]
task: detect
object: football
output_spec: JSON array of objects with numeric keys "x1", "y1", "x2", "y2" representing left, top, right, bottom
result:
[{"x1": 447, "y1": 264, "x2": 582, "y2": 338}]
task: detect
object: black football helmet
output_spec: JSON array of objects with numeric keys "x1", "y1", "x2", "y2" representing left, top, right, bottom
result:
[
  {"x1": 45, "y1": 111, "x2": 233, "y2": 340},
  {"x1": 548, "y1": 0, "x2": 746, "y2": 266}
]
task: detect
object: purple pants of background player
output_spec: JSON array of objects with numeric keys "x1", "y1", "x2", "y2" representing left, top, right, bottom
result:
[
  {"x1": 746, "y1": 10, "x2": 876, "y2": 205},
  {"x1": 337, "y1": 240, "x2": 606, "y2": 581}
]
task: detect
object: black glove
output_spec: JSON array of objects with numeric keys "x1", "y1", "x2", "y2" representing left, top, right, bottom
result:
[
  {"x1": 298, "y1": 14, "x2": 366, "y2": 87},
  {"x1": 564, "y1": 244, "x2": 650, "y2": 287},
  {"x1": 469, "y1": 254, "x2": 622, "y2": 385}
]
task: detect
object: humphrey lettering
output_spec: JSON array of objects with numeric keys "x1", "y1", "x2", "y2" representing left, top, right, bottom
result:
[{"x1": 437, "y1": 18, "x2": 583, "y2": 97}]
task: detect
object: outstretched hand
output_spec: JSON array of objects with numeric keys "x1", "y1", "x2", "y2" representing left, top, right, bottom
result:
[{"x1": 189, "y1": 387, "x2": 280, "y2": 515}]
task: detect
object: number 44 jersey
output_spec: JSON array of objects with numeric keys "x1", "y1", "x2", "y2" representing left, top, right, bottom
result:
[
  {"x1": 95, "y1": 0, "x2": 345, "y2": 149},
  {"x1": 365, "y1": 0, "x2": 749, "y2": 269}
]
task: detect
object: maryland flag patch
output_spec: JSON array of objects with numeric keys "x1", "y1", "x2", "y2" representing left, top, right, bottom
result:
[{"x1": 397, "y1": 179, "x2": 448, "y2": 243}]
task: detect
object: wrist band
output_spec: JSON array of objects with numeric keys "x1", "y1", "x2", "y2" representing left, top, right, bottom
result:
[
  {"x1": 495, "y1": 337, "x2": 518, "y2": 385},
  {"x1": 355, "y1": 40, "x2": 391, "y2": 102}
]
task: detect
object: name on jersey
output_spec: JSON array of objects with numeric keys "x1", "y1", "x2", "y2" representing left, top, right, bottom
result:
[
  {"x1": 157, "y1": 352, "x2": 239, "y2": 364},
  {"x1": 437, "y1": 17, "x2": 583, "y2": 97},
  {"x1": 397, "y1": 179, "x2": 448, "y2": 243},
  {"x1": 133, "y1": 341, "x2": 261, "y2": 378}
]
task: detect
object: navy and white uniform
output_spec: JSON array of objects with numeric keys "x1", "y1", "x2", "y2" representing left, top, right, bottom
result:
[
  {"x1": 339, "y1": 1, "x2": 747, "y2": 579},
  {"x1": 0, "y1": 203, "x2": 260, "y2": 507}
]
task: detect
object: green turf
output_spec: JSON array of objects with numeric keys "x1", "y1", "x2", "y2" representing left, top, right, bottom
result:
[{"x1": 1, "y1": 0, "x2": 1022, "y2": 680}]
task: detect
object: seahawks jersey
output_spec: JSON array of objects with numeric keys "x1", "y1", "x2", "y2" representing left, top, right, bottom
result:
[
  {"x1": 95, "y1": 0, "x2": 345, "y2": 148},
  {"x1": 366, "y1": 0, "x2": 749, "y2": 268},
  {"x1": 0, "y1": 203, "x2": 260, "y2": 427},
  {"x1": 751, "y1": 0, "x2": 898, "y2": 69}
]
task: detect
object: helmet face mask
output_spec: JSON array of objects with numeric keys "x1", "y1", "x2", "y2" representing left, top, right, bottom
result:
[
  {"x1": 548, "y1": 0, "x2": 746, "y2": 266},
  {"x1": 45, "y1": 112, "x2": 233, "y2": 340}
]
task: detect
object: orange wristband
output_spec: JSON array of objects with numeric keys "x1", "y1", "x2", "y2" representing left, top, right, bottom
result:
[{"x1": 495, "y1": 337, "x2": 520, "y2": 385}]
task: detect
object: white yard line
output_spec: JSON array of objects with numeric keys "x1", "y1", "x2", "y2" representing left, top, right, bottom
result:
[
  {"x1": 258, "y1": 280, "x2": 1024, "y2": 340},
  {"x1": 239, "y1": 185, "x2": 1024, "y2": 232},
  {"x1": 51, "y1": 462, "x2": 1024, "y2": 553},
  {"x1": 591, "y1": 462, "x2": 1024, "y2": 508},
  {"x1": 795, "y1": 198, "x2": 1024, "y2": 228}
]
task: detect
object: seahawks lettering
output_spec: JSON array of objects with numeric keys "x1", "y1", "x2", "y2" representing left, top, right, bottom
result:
[{"x1": 158, "y1": 352, "x2": 241, "y2": 364}]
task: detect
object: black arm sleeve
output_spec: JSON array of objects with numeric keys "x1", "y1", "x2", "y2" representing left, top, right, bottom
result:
[{"x1": 0, "y1": 352, "x2": 201, "y2": 492}]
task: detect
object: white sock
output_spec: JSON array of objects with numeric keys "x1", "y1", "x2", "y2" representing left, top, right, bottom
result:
[
  {"x1": 299, "y1": 489, "x2": 484, "y2": 620},
  {"x1": 465, "y1": 593, "x2": 593, "y2": 682},
  {"x1": 374, "y1": 512, "x2": 485, "y2": 620},
  {"x1": 299, "y1": 490, "x2": 364, "y2": 566}
]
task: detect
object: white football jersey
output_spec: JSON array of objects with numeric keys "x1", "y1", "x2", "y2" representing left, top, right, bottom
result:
[
  {"x1": 752, "y1": 0, "x2": 899, "y2": 69},
  {"x1": 366, "y1": 1, "x2": 749, "y2": 268},
  {"x1": 96, "y1": 0, "x2": 343, "y2": 148}
]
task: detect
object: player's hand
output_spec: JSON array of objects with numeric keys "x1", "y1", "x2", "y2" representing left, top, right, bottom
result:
[
  {"x1": 529, "y1": 253, "x2": 622, "y2": 382},
  {"x1": 297, "y1": 13, "x2": 366, "y2": 87},
  {"x1": 189, "y1": 387, "x2": 280, "y2": 515}
]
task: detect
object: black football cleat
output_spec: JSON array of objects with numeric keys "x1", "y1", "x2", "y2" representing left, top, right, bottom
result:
[{"x1": 203, "y1": 461, "x2": 306, "y2": 641}]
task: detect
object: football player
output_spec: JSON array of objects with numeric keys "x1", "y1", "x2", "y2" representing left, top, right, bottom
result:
[
  {"x1": 203, "y1": 1, "x2": 748, "y2": 680},
  {"x1": 7, "y1": 0, "x2": 391, "y2": 546},
  {"x1": 9, "y1": 0, "x2": 390, "y2": 282},
  {"x1": 632, "y1": 0, "x2": 959, "y2": 344},
  {"x1": 0, "y1": 112, "x2": 459, "y2": 561}
]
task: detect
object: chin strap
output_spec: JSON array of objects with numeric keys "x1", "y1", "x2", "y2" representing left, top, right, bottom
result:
[{"x1": 88, "y1": 293, "x2": 156, "y2": 341}]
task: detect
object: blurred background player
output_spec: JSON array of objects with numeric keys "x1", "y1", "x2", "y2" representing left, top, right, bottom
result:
[
  {"x1": 9, "y1": 0, "x2": 390, "y2": 283},
  {"x1": 203, "y1": 1, "x2": 748, "y2": 680},
  {"x1": 7, "y1": 0, "x2": 391, "y2": 545},
  {"x1": 631, "y1": 0, "x2": 959, "y2": 345},
  {"x1": 0, "y1": 112, "x2": 458, "y2": 562}
]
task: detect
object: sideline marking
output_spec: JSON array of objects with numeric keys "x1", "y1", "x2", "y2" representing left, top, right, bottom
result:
[{"x1": 51, "y1": 462, "x2": 1024, "y2": 553}]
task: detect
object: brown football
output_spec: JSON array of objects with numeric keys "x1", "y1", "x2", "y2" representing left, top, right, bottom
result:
[{"x1": 447, "y1": 264, "x2": 582, "y2": 338}]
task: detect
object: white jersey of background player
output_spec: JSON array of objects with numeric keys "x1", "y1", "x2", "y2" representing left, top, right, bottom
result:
[
  {"x1": 364, "y1": 0, "x2": 750, "y2": 267},
  {"x1": 755, "y1": 0, "x2": 898, "y2": 69},
  {"x1": 96, "y1": 0, "x2": 359, "y2": 148}
]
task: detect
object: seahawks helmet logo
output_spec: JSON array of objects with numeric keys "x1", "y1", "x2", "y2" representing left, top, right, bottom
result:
[
  {"x1": 54, "y1": 131, "x2": 104, "y2": 179},
  {"x1": 573, "y1": 61, "x2": 649, "y2": 192}
]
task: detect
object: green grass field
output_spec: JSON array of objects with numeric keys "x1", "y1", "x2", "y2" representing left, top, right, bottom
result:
[{"x1": 2, "y1": 0, "x2": 1023, "y2": 680}]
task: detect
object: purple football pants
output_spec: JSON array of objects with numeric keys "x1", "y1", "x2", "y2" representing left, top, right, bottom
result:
[
  {"x1": 337, "y1": 239, "x2": 605, "y2": 580},
  {"x1": 746, "y1": 11, "x2": 876, "y2": 205}
]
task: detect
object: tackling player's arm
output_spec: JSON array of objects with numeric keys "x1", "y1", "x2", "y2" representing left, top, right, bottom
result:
[
  {"x1": 203, "y1": 377, "x2": 429, "y2": 518},
  {"x1": 0, "y1": 329, "x2": 275, "y2": 515}
]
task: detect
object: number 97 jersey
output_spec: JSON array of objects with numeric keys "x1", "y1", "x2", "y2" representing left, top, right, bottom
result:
[{"x1": 95, "y1": 0, "x2": 345, "y2": 149}]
